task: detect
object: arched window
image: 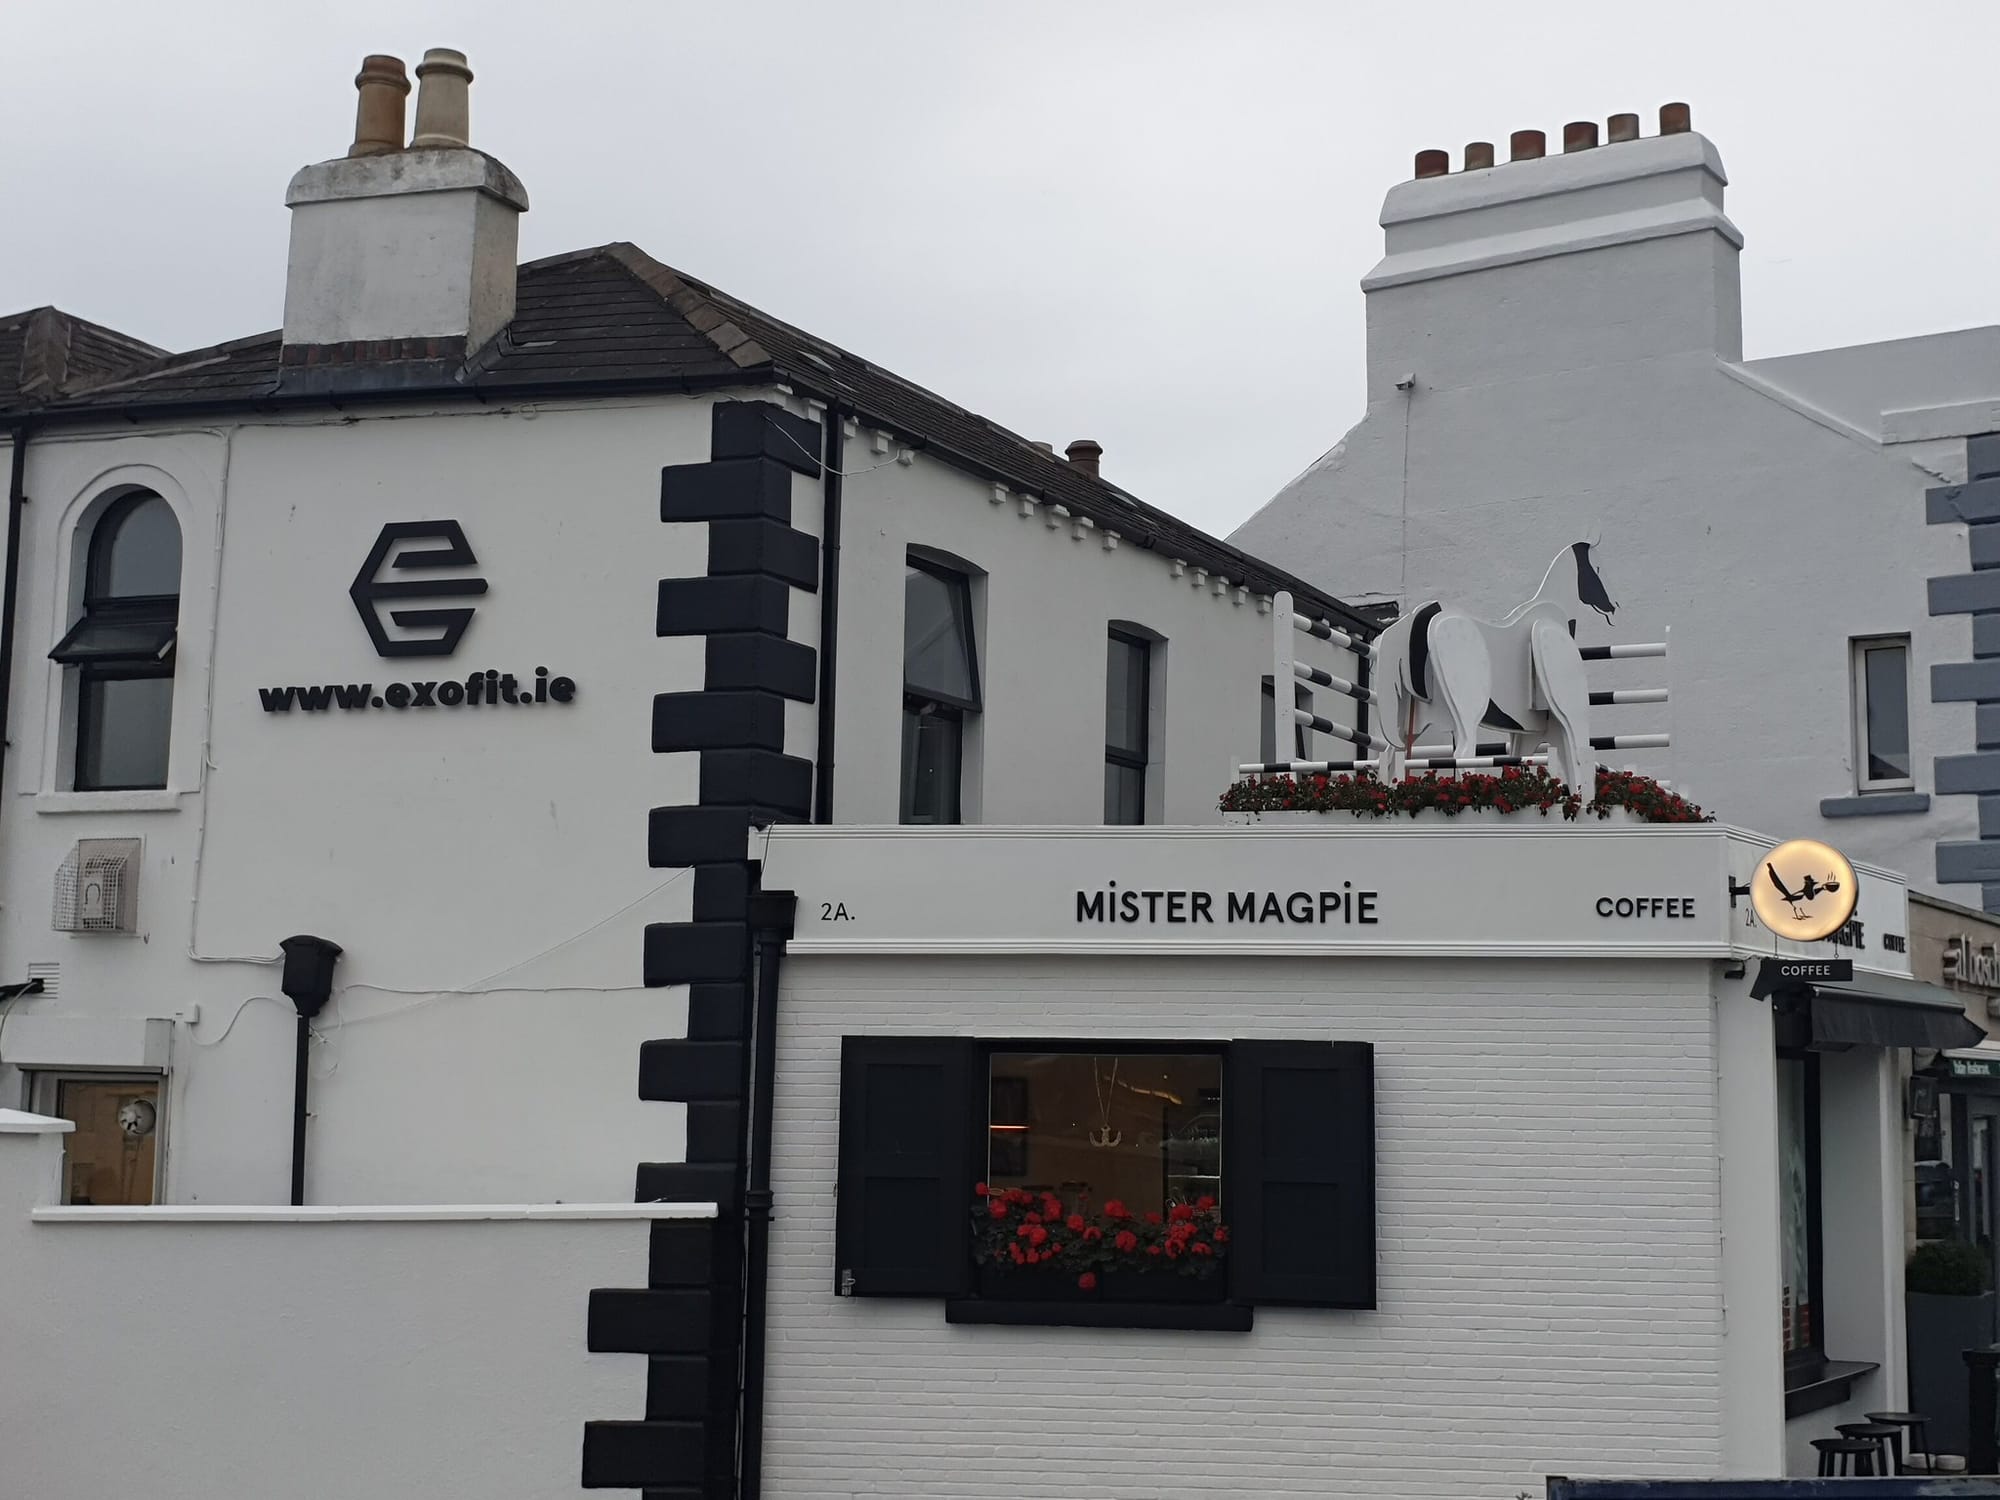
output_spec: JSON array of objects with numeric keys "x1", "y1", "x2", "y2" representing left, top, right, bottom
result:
[{"x1": 51, "y1": 491, "x2": 181, "y2": 790}]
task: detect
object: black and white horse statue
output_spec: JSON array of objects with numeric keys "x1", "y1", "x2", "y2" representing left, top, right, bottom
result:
[{"x1": 1371, "y1": 541, "x2": 1618, "y2": 790}]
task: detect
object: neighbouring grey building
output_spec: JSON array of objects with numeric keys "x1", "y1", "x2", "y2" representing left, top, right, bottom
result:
[{"x1": 1233, "y1": 104, "x2": 2000, "y2": 911}]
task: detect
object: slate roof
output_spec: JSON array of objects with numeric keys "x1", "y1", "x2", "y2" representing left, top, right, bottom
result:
[
  {"x1": 14, "y1": 244, "x2": 1371, "y2": 630},
  {"x1": 0, "y1": 307, "x2": 164, "y2": 406}
]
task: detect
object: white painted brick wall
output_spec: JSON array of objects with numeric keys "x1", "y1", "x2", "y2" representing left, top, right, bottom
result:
[{"x1": 764, "y1": 954, "x2": 1725, "y2": 1499}]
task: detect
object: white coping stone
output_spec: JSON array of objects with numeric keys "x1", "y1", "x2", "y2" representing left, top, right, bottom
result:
[
  {"x1": 0, "y1": 1109, "x2": 73, "y2": 1134},
  {"x1": 31, "y1": 1201, "x2": 717, "y2": 1224}
]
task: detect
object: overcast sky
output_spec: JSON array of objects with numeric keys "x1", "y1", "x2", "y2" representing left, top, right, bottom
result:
[{"x1": 5, "y1": 2, "x2": 1997, "y2": 536}]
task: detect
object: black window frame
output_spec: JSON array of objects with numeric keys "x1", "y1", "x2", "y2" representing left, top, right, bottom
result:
[
  {"x1": 834, "y1": 1033, "x2": 1375, "y2": 1331},
  {"x1": 900, "y1": 555, "x2": 980, "y2": 826},
  {"x1": 1778, "y1": 1047, "x2": 1826, "y2": 1389},
  {"x1": 1104, "y1": 628, "x2": 1151, "y2": 825},
  {"x1": 52, "y1": 492, "x2": 181, "y2": 793}
]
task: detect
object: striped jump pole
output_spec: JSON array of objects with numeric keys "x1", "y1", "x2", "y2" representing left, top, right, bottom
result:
[
  {"x1": 1294, "y1": 709, "x2": 1384, "y2": 749},
  {"x1": 1577, "y1": 642, "x2": 1668, "y2": 660},
  {"x1": 1236, "y1": 753, "x2": 1550, "y2": 776},
  {"x1": 1294, "y1": 660, "x2": 1373, "y2": 703},
  {"x1": 1272, "y1": 591, "x2": 1299, "y2": 759},
  {"x1": 1290, "y1": 608, "x2": 1362, "y2": 653}
]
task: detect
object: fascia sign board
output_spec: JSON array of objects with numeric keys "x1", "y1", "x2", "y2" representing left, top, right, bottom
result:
[
  {"x1": 763, "y1": 824, "x2": 1742, "y2": 959},
  {"x1": 761, "y1": 825, "x2": 1912, "y2": 971}
]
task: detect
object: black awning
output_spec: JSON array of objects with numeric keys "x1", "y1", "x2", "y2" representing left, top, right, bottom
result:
[{"x1": 1811, "y1": 975, "x2": 1987, "y2": 1050}]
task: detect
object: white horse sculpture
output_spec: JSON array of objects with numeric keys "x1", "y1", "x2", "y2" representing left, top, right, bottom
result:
[{"x1": 1371, "y1": 542, "x2": 1618, "y2": 791}]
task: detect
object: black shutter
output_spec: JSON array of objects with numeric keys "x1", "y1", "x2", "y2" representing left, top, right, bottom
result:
[
  {"x1": 1226, "y1": 1039, "x2": 1375, "y2": 1308},
  {"x1": 834, "y1": 1036, "x2": 977, "y2": 1297}
]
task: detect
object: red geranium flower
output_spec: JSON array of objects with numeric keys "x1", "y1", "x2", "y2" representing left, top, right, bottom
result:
[
  {"x1": 1028, "y1": 1225, "x2": 1049, "y2": 1247},
  {"x1": 1103, "y1": 1200, "x2": 1129, "y2": 1220},
  {"x1": 1195, "y1": 1195, "x2": 1215, "y2": 1211},
  {"x1": 1066, "y1": 1214, "x2": 1085, "y2": 1233},
  {"x1": 1213, "y1": 1226, "x2": 1229, "y2": 1243},
  {"x1": 974, "y1": 1182, "x2": 989, "y2": 1197},
  {"x1": 1009, "y1": 1242, "x2": 1024, "y2": 1264},
  {"x1": 1147, "y1": 1245, "x2": 1163, "y2": 1257},
  {"x1": 1190, "y1": 1242, "x2": 1214, "y2": 1256},
  {"x1": 1024, "y1": 1212, "x2": 1042, "y2": 1225},
  {"x1": 1114, "y1": 1230, "x2": 1138, "y2": 1253},
  {"x1": 1083, "y1": 1226, "x2": 1103, "y2": 1242},
  {"x1": 1144, "y1": 1212, "x2": 1163, "y2": 1226},
  {"x1": 1077, "y1": 1272, "x2": 1097, "y2": 1291},
  {"x1": 1169, "y1": 1203, "x2": 1194, "y2": 1223},
  {"x1": 1164, "y1": 1239, "x2": 1184, "y2": 1259},
  {"x1": 987, "y1": 1199, "x2": 1008, "y2": 1219},
  {"x1": 1025, "y1": 1249, "x2": 1040, "y2": 1264}
]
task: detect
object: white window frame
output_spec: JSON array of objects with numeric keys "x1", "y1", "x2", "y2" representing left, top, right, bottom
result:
[
  {"x1": 25, "y1": 1069, "x2": 168, "y2": 1204},
  {"x1": 1850, "y1": 635, "x2": 1915, "y2": 794}
]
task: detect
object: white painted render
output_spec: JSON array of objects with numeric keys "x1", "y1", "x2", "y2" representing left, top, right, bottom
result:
[
  {"x1": 766, "y1": 950, "x2": 1728, "y2": 1497},
  {"x1": 757, "y1": 823, "x2": 1916, "y2": 1488},
  {"x1": 0, "y1": 1115, "x2": 675, "y2": 1500},
  {"x1": 0, "y1": 382, "x2": 1354, "y2": 1208},
  {"x1": 1233, "y1": 128, "x2": 1992, "y2": 900}
]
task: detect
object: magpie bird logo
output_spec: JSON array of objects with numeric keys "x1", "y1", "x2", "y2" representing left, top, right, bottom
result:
[
  {"x1": 1766, "y1": 862, "x2": 1840, "y2": 922},
  {"x1": 350, "y1": 521, "x2": 489, "y2": 659}
]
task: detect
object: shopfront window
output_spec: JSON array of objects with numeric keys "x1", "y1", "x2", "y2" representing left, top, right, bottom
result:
[
  {"x1": 985, "y1": 1051, "x2": 1221, "y2": 1213},
  {"x1": 1778, "y1": 1054, "x2": 1822, "y2": 1365}
]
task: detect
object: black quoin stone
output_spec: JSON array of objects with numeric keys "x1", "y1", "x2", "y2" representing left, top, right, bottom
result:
[
  {"x1": 703, "y1": 631, "x2": 817, "y2": 702},
  {"x1": 698, "y1": 750, "x2": 812, "y2": 820},
  {"x1": 705, "y1": 518, "x2": 820, "y2": 591},
  {"x1": 637, "y1": 1161, "x2": 742, "y2": 1214},
  {"x1": 648, "y1": 807, "x2": 755, "y2": 867},
  {"x1": 580, "y1": 1419, "x2": 707, "y2": 1488},
  {"x1": 657, "y1": 575, "x2": 791, "y2": 637},
  {"x1": 684, "y1": 981, "x2": 750, "y2": 1039},
  {"x1": 684, "y1": 1100, "x2": 745, "y2": 1163},
  {"x1": 641, "y1": 924, "x2": 750, "y2": 986},
  {"x1": 690, "y1": 863, "x2": 753, "y2": 923},
  {"x1": 652, "y1": 691, "x2": 786, "y2": 754},
  {"x1": 587, "y1": 1289, "x2": 714, "y2": 1355},
  {"x1": 710, "y1": 399, "x2": 824, "y2": 477},
  {"x1": 637, "y1": 1039, "x2": 746, "y2": 1101},
  {"x1": 647, "y1": 1222, "x2": 721, "y2": 1287},
  {"x1": 660, "y1": 455, "x2": 793, "y2": 523}
]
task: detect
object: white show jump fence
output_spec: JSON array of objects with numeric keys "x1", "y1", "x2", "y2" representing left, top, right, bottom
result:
[{"x1": 1243, "y1": 591, "x2": 1671, "y2": 779}]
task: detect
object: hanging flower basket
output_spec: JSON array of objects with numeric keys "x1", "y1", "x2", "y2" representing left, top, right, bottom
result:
[
  {"x1": 970, "y1": 1186, "x2": 1228, "y2": 1296},
  {"x1": 1218, "y1": 765, "x2": 1711, "y2": 824}
]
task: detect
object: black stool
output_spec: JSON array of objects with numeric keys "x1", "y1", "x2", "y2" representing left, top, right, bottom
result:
[
  {"x1": 1866, "y1": 1410, "x2": 1932, "y2": 1474},
  {"x1": 1813, "y1": 1437, "x2": 1880, "y2": 1476},
  {"x1": 1837, "y1": 1422, "x2": 1901, "y2": 1475}
]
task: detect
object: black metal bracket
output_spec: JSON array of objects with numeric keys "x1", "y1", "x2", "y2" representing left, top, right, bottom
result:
[
  {"x1": 0, "y1": 976, "x2": 45, "y2": 1001},
  {"x1": 1727, "y1": 877, "x2": 1752, "y2": 909}
]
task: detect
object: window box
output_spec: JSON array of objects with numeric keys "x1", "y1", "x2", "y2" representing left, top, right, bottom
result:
[
  {"x1": 974, "y1": 1265, "x2": 1225, "y2": 1304},
  {"x1": 945, "y1": 1297, "x2": 1254, "y2": 1332}
]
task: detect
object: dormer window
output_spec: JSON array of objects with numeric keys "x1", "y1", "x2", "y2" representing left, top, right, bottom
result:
[{"x1": 51, "y1": 491, "x2": 181, "y2": 791}]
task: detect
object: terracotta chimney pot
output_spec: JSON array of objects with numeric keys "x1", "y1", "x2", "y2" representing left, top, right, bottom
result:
[
  {"x1": 1562, "y1": 120, "x2": 1599, "y2": 153},
  {"x1": 348, "y1": 55, "x2": 410, "y2": 158},
  {"x1": 1413, "y1": 149, "x2": 1449, "y2": 179},
  {"x1": 411, "y1": 48, "x2": 474, "y2": 149},
  {"x1": 1463, "y1": 141, "x2": 1495, "y2": 171},
  {"x1": 1659, "y1": 101, "x2": 1692, "y2": 135},
  {"x1": 1509, "y1": 129, "x2": 1546, "y2": 162},
  {"x1": 1065, "y1": 439, "x2": 1103, "y2": 478},
  {"x1": 1606, "y1": 112, "x2": 1640, "y2": 143}
]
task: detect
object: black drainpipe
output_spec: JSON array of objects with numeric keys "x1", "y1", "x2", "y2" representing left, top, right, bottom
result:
[
  {"x1": 0, "y1": 423, "x2": 34, "y2": 804},
  {"x1": 737, "y1": 889, "x2": 795, "y2": 1500},
  {"x1": 810, "y1": 405, "x2": 845, "y2": 823}
]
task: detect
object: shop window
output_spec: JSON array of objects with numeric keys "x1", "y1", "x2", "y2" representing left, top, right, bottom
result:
[
  {"x1": 1104, "y1": 629, "x2": 1152, "y2": 824},
  {"x1": 1778, "y1": 1052, "x2": 1824, "y2": 1378},
  {"x1": 1850, "y1": 636, "x2": 1912, "y2": 792},
  {"x1": 52, "y1": 491, "x2": 181, "y2": 791},
  {"x1": 900, "y1": 556, "x2": 979, "y2": 824},
  {"x1": 28, "y1": 1072, "x2": 163, "y2": 1205},
  {"x1": 833, "y1": 1036, "x2": 1374, "y2": 1328}
]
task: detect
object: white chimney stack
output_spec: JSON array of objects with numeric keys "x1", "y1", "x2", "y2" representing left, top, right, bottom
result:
[
  {"x1": 1363, "y1": 104, "x2": 1742, "y2": 401},
  {"x1": 281, "y1": 49, "x2": 527, "y2": 365}
]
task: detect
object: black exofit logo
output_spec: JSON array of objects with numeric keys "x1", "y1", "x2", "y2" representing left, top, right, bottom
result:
[
  {"x1": 261, "y1": 521, "x2": 579, "y2": 719},
  {"x1": 260, "y1": 667, "x2": 576, "y2": 714},
  {"x1": 350, "y1": 520, "x2": 488, "y2": 658}
]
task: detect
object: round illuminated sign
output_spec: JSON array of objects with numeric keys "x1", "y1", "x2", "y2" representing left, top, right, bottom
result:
[{"x1": 1749, "y1": 838, "x2": 1858, "y2": 942}]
